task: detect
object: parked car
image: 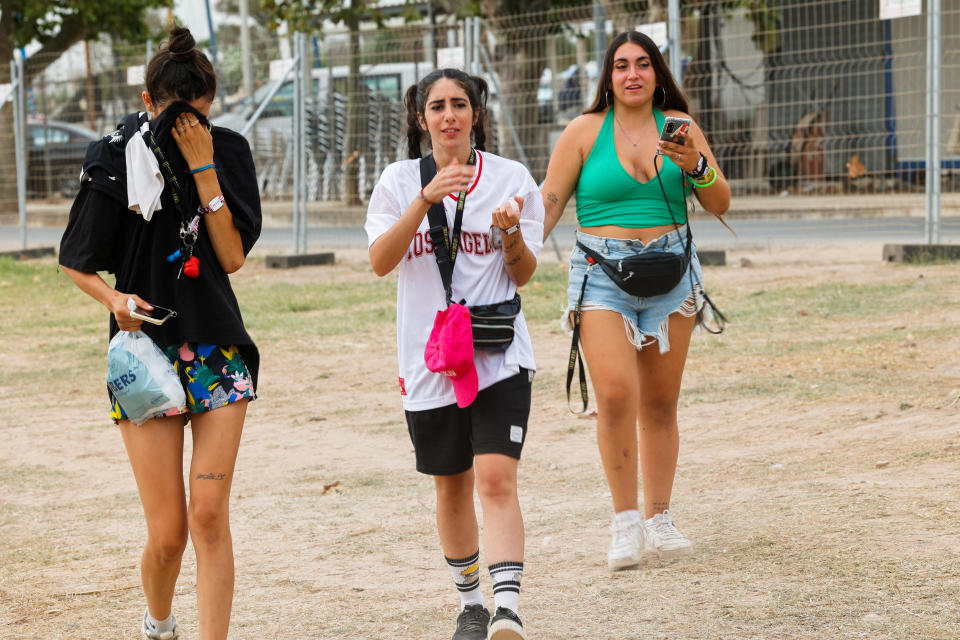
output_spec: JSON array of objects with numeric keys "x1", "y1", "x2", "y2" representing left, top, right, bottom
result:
[
  {"x1": 214, "y1": 61, "x2": 429, "y2": 136},
  {"x1": 27, "y1": 118, "x2": 100, "y2": 198},
  {"x1": 536, "y1": 62, "x2": 600, "y2": 123}
]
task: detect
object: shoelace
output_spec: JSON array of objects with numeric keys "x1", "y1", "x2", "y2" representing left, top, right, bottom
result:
[
  {"x1": 650, "y1": 513, "x2": 684, "y2": 541},
  {"x1": 458, "y1": 606, "x2": 487, "y2": 632}
]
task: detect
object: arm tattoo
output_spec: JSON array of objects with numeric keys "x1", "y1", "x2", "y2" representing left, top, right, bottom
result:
[
  {"x1": 196, "y1": 472, "x2": 226, "y2": 480},
  {"x1": 546, "y1": 191, "x2": 559, "y2": 204},
  {"x1": 504, "y1": 236, "x2": 522, "y2": 251},
  {"x1": 506, "y1": 254, "x2": 523, "y2": 266}
]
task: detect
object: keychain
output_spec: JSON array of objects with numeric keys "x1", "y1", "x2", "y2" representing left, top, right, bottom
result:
[{"x1": 169, "y1": 215, "x2": 201, "y2": 279}]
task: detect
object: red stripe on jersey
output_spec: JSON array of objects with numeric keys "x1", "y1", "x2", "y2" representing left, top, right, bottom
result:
[{"x1": 446, "y1": 150, "x2": 483, "y2": 202}]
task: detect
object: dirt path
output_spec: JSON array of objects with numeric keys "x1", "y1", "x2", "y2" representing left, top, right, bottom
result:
[{"x1": 1, "y1": 244, "x2": 959, "y2": 639}]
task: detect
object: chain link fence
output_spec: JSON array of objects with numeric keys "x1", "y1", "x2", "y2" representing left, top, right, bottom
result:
[{"x1": 2, "y1": 0, "x2": 958, "y2": 210}]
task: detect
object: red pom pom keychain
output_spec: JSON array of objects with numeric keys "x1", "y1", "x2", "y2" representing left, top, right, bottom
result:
[{"x1": 183, "y1": 256, "x2": 200, "y2": 278}]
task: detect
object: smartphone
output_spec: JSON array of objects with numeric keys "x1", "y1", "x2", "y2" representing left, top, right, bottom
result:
[
  {"x1": 130, "y1": 304, "x2": 178, "y2": 325},
  {"x1": 659, "y1": 116, "x2": 692, "y2": 145}
]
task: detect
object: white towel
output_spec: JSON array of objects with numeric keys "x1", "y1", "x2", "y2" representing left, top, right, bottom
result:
[{"x1": 125, "y1": 126, "x2": 164, "y2": 221}]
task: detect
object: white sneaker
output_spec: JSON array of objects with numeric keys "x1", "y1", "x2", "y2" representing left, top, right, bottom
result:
[
  {"x1": 142, "y1": 610, "x2": 180, "y2": 640},
  {"x1": 607, "y1": 516, "x2": 645, "y2": 570},
  {"x1": 643, "y1": 510, "x2": 694, "y2": 560}
]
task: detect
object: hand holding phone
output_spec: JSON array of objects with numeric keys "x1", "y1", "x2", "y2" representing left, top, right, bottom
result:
[
  {"x1": 659, "y1": 116, "x2": 692, "y2": 145},
  {"x1": 126, "y1": 297, "x2": 178, "y2": 326}
]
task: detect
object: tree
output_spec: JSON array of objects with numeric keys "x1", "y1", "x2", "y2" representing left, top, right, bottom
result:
[
  {"x1": 0, "y1": 0, "x2": 169, "y2": 207},
  {"x1": 265, "y1": 0, "x2": 588, "y2": 187},
  {"x1": 262, "y1": 0, "x2": 397, "y2": 206},
  {"x1": 468, "y1": 0, "x2": 590, "y2": 178},
  {"x1": 213, "y1": 0, "x2": 282, "y2": 95}
]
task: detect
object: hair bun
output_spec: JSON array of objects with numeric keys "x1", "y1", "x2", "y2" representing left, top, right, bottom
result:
[{"x1": 167, "y1": 26, "x2": 196, "y2": 62}]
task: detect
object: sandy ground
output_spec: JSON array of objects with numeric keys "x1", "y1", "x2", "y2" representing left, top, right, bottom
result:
[{"x1": 1, "y1": 243, "x2": 959, "y2": 639}]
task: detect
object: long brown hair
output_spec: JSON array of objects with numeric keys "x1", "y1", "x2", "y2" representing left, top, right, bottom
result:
[
  {"x1": 585, "y1": 31, "x2": 689, "y2": 115},
  {"x1": 403, "y1": 68, "x2": 489, "y2": 159}
]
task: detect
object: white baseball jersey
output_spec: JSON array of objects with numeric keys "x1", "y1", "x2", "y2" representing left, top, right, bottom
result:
[{"x1": 365, "y1": 150, "x2": 545, "y2": 411}]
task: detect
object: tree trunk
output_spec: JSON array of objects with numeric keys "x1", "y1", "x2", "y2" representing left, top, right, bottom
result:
[
  {"x1": 599, "y1": 0, "x2": 667, "y2": 35},
  {"x1": 685, "y1": 5, "x2": 714, "y2": 130},
  {"x1": 0, "y1": 28, "x2": 16, "y2": 211},
  {"x1": 487, "y1": 21, "x2": 548, "y2": 181},
  {"x1": 342, "y1": 12, "x2": 363, "y2": 206}
]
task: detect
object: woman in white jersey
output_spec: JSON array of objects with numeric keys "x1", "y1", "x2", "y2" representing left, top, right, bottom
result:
[{"x1": 365, "y1": 68, "x2": 544, "y2": 640}]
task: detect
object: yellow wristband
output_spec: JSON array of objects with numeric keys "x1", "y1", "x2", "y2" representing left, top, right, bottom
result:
[{"x1": 692, "y1": 166, "x2": 717, "y2": 188}]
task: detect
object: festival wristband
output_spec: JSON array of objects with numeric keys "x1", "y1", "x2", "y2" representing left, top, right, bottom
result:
[
  {"x1": 691, "y1": 166, "x2": 718, "y2": 188},
  {"x1": 190, "y1": 163, "x2": 216, "y2": 175},
  {"x1": 686, "y1": 153, "x2": 708, "y2": 179},
  {"x1": 503, "y1": 224, "x2": 521, "y2": 235},
  {"x1": 198, "y1": 194, "x2": 226, "y2": 214},
  {"x1": 418, "y1": 187, "x2": 435, "y2": 205}
]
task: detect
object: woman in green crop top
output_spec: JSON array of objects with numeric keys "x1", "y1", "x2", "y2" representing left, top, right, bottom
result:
[{"x1": 540, "y1": 31, "x2": 730, "y2": 571}]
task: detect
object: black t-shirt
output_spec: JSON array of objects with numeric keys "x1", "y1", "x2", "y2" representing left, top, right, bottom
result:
[{"x1": 59, "y1": 103, "x2": 262, "y2": 388}]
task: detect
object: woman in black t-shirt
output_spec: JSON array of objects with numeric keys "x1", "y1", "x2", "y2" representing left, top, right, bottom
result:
[{"x1": 59, "y1": 26, "x2": 260, "y2": 640}]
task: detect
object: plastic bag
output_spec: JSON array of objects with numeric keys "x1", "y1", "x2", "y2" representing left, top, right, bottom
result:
[{"x1": 106, "y1": 330, "x2": 186, "y2": 425}]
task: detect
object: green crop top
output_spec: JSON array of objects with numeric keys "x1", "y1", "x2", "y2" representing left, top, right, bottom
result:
[{"x1": 576, "y1": 108, "x2": 689, "y2": 228}]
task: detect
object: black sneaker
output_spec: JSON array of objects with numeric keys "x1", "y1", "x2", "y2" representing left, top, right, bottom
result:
[
  {"x1": 452, "y1": 604, "x2": 490, "y2": 640},
  {"x1": 488, "y1": 607, "x2": 526, "y2": 640}
]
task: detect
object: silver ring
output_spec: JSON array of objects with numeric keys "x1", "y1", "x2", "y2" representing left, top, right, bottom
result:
[{"x1": 677, "y1": 153, "x2": 683, "y2": 160}]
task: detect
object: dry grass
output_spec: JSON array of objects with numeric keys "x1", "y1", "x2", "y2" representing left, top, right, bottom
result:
[{"x1": 1, "y1": 243, "x2": 959, "y2": 639}]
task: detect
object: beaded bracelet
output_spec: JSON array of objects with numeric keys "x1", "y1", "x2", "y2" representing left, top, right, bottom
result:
[
  {"x1": 189, "y1": 163, "x2": 216, "y2": 175},
  {"x1": 691, "y1": 166, "x2": 717, "y2": 188}
]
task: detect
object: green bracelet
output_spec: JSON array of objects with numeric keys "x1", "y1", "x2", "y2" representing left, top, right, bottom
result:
[{"x1": 691, "y1": 166, "x2": 717, "y2": 188}]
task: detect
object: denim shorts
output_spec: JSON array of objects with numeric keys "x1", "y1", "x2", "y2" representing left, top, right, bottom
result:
[{"x1": 566, "y1": 227, "x2": 705, "y2": 353}]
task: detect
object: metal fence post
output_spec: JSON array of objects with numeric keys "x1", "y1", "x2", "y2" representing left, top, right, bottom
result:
[
  {"x1": 593, "y1": 2, "x2": 605, "y2": 67},
  {"x1": 299, "y1": 31, "x2": 310, "y2": 254},
  {"x1": 11, "y1": 56, "x2": 27, "y2": 250},
  {"x1": 292, "y1": 32, "x2": 303, "y2": 254},
  {"x1": 463, "y1": 16, "x2": 473, "y2": 73},
  {"x1": 668, "y1": 0, "x2": 682, "y2": 82},
  {"x1": 473, "y1": 16, "x2": 481, "y2": 76},
  {"x1": 925, "y1": 0, "x2": 941, "y2": 244}
]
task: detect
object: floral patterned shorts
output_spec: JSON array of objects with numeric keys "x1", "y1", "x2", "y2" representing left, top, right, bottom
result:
[{"x1": 111, "y1": 343, "x2": 255, "y2": 423}]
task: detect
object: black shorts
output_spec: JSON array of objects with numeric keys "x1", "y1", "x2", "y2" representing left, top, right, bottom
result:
[{"x1": 404, "y1": 368, "x2": 533, "y2": 476}]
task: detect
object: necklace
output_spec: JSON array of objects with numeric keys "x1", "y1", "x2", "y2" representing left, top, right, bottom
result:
[{"x1": 614, "y1": 115, "x2": 649, "y2": 148}]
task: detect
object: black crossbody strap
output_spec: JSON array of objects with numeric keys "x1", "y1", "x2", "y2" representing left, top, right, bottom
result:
[
  {"x1": 575, "y1": 240, "x2": 606, "y2": 267},
  {"x1": 653, "y1": 153, "x2": 694, "y2": 262},
  {"x1": 566, "y1": 269, "x2": 590, "y2": 414},
  {"x1": 419, "y1": 150, "x2": 476, "y2": 306},
  {"x1": 141, "y1": 119, "x2": 187, "y2": 213},
  {"x1": 419, "y1": 155, "x2": 454, "y2": 303}
]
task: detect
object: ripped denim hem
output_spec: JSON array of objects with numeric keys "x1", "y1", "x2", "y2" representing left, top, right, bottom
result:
[{"x1": 562, "y1": 282, "x2": 706, "y2": 354}]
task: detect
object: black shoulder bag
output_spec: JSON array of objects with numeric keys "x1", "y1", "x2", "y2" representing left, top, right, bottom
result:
[{"x1": 419, "y1": 152, "x2": 521, "y2": 352}]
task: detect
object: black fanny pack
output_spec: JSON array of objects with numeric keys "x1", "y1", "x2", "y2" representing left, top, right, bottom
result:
[
  {"x1": 469, "y1": 293, "x2": 521, "y2": 352},
  {"x1": 420, "y1": 153, "x2": 519, "y2": 352},
  {"x1": 576, "y1": 233, "x2": 690, "y2": 298}
]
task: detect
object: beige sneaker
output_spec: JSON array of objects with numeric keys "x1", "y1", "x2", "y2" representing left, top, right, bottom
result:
[
  {"x1": 607, "y1": 516, "x2": 645, "y2": 570},
  {"x1": 644, "y1": 510, "x2": 694, "y2": 559}
]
